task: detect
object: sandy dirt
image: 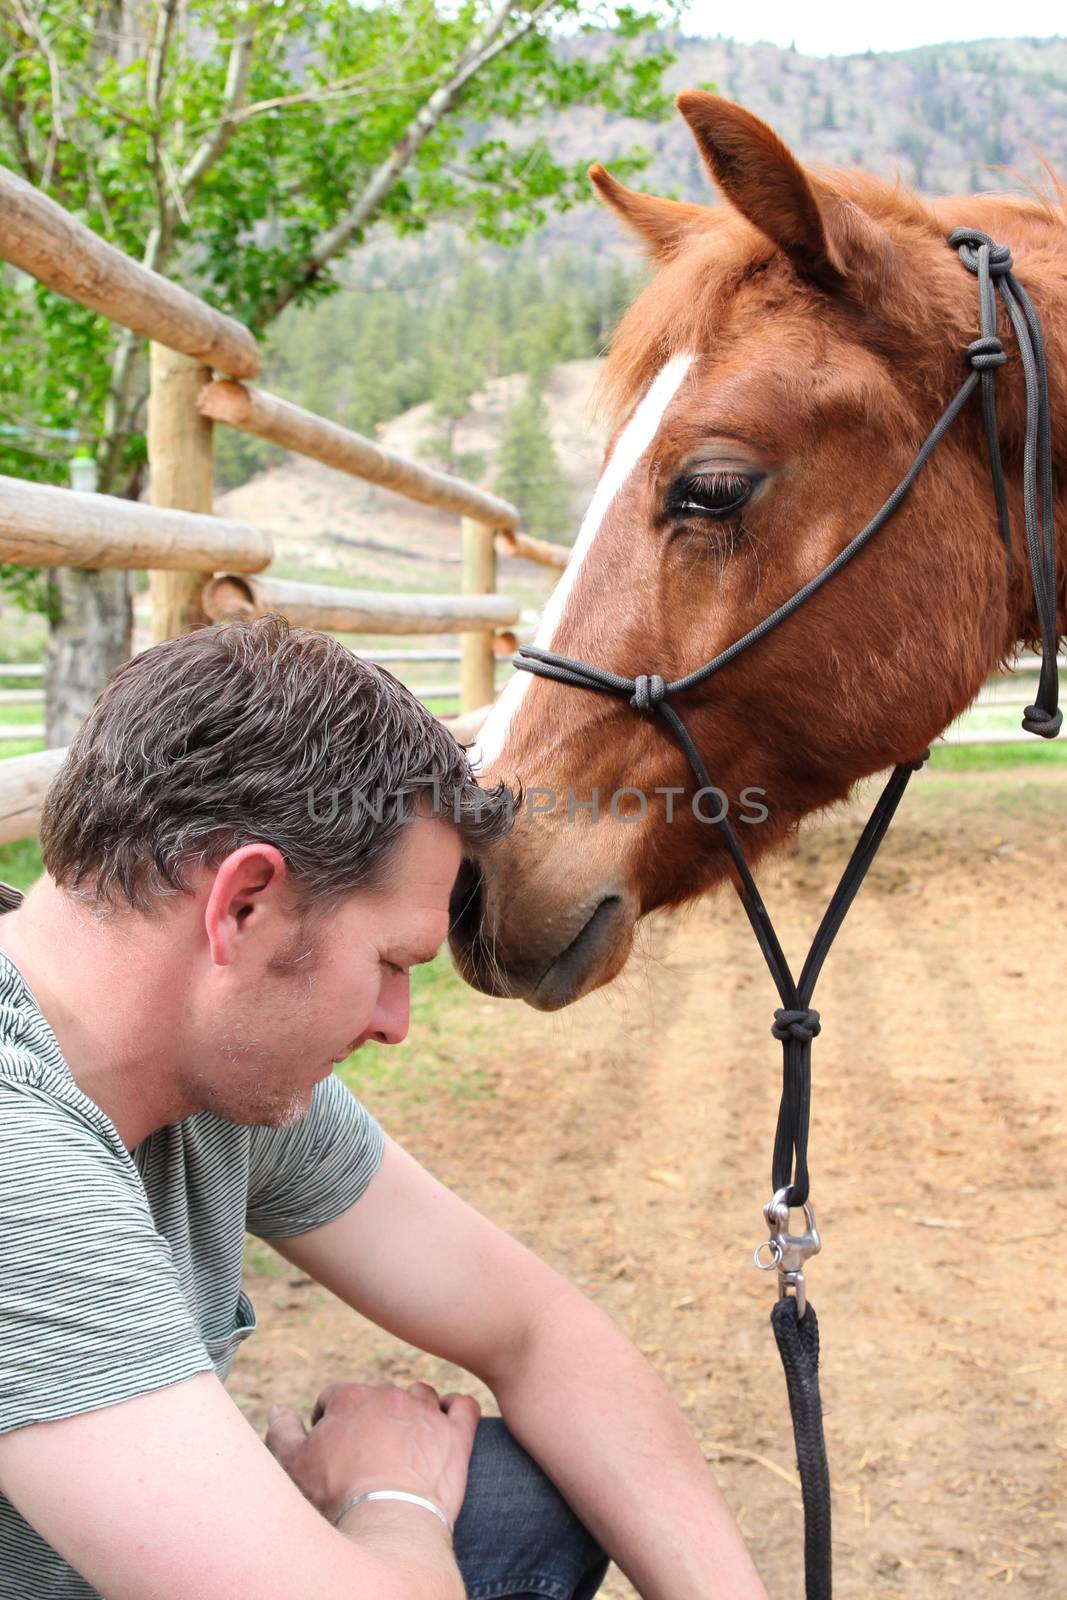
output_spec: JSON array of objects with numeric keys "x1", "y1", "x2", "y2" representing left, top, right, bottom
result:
[{"x1": 230, "y1": 767, "x2": 1067, "y2": 1597}]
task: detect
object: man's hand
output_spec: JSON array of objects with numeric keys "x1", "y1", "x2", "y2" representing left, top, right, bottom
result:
[
  {"x1": 266, "y1": 1381, "x2": 480, "y2": 1528},
  {"x1": 0, "y1": 1372, "x2": 468, "y2": 1600}
]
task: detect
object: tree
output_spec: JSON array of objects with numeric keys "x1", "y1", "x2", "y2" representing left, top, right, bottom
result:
[
  {"x1": 493, "y1": 375, "x2": 571, "y2": 539},
  {"x1": 0, "y1": 0, "x2": 678, "y2": 736}
]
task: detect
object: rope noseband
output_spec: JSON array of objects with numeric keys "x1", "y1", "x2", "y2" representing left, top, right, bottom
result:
[{"x1": 514, "y1": 232, "x2": 1061, "y2": 1597}]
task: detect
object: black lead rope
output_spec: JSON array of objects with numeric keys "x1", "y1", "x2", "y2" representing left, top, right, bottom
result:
[{"x1": 513, "y1": 232, "x2": 1059, "y2": 1597}]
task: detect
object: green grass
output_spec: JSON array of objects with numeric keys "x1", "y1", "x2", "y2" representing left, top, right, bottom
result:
[
  {"x1": 0, "y1": 838, "x2": 42, "y2": 889},
  {"x1": 927, "y1": 741, "x2": 1067, "y2": 771},
  {"x1": 0, "y1": 737, "x2": 45, "y2": 756},
  {"x1": 0, "y1": 698, "x2": 46, "y2": 755},
  {"x1": 0, "y1": 703, "x2": 44, "y2": 726}
]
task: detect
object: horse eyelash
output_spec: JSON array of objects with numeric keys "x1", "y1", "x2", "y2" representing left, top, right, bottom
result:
[
  {"x1": 682, "y1": 471, "x2": 750, "y2": 500},
  {"x1": 667, "y1": 471, "x2": 756, "y2": 521}
]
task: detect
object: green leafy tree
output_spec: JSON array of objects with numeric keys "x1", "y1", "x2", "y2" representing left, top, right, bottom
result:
[{"x1": 0, "y1": 0, "x2": 678, "y2": 732}]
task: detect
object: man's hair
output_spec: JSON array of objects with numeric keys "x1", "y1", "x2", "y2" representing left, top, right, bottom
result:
[{"x1": 40, "y1": 615, "x2": 512, "y2": 912}]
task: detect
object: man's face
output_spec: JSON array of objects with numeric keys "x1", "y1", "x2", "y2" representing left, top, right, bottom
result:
[{"x1": 183, "y1": 816, "x2": 462, "y2": 1127}]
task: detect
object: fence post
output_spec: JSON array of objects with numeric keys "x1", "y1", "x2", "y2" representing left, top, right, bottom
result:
[
  {"x1": 147, "y1": 345, "x2": 214, "y2": 641},
  {"x1": 460, "y1": 518, "x2": 497, "y2": 712}
]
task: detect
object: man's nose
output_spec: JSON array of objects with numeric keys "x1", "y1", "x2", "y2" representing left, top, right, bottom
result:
[{"x1": 369, "y1": 980, "x2": 410, "y2": 1046}]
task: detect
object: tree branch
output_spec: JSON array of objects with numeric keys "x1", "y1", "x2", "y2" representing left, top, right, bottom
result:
[
  {"x1": 0, "y1": 66, "x2": 39, "y2": 184},
  {"x1": 177, "y1": 20, "x2": 256, "y2": 200},
  {"x1": 145, "y1": 0, "x2": 180, "y2": 117},
  {"x1": 251, "y1": 0, "x2": 559, "y2": 328},
  {"x1": 10, "y1": 0, "x2": 68, "y2": 187}
]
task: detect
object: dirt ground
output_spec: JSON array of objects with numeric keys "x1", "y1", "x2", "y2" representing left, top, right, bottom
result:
[{"x1": 231, "y1": 766, "x2": 1067, "y2": 1598}]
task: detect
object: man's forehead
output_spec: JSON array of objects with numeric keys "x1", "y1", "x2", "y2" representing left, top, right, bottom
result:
[{"x1": 376, "y1": 817, "x2": 461, "y2": 915}]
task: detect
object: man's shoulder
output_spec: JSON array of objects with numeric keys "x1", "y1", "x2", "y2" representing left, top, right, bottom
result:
[{"x1": 0, "y1": 945, "x2": 75, "y2": 1094}]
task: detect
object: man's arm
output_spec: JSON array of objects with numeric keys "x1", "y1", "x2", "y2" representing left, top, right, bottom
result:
[
  {"x1": 267, "y1": 1135, "x2": 770, "y2": 1600},
  {"x1": 0, "y1": 1371, "x2": 470, "y2": 1600}
]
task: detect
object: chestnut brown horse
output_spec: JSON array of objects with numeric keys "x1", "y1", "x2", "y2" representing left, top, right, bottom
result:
[{"x1": 450, "y1": 94, "x2": 1067, "y2": 1009}]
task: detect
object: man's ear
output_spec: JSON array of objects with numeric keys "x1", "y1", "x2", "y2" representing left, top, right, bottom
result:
[
  {"x1": 675, "y1": 92, "x2": 895, "y2": 293},
  {"x1": 202, "y1": 844, "x2": 287, "y2": 966},
  {"x1": 589, "y1": 162, "x2": 711, "y2": 260}
]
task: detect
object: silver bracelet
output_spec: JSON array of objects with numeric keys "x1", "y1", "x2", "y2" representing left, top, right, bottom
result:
[{"x1": 332, "y1": 1489, "x2": 454, "y2": 1534}]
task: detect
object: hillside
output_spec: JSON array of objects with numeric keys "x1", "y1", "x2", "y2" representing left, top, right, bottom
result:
[{"x1": 579, "y1": 32, "x2": 1067, "y2": 202}]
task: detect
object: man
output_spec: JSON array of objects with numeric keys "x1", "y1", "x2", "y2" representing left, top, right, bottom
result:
[{"x1": 0, "y1": 616, "x2": 769, "y2": 1599}]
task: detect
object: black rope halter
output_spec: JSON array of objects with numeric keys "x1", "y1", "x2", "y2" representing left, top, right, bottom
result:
[{"x1": 513, "y1": 231, "x2": 1061, "y2": 1599}]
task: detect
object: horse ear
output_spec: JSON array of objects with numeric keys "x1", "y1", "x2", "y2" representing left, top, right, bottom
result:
[
  {"x1": 676, "y1": 93, "x2": 890, "y2": 291},
  {"x1": 588, "y1": 163, "x2": 710, "y2": 260}
]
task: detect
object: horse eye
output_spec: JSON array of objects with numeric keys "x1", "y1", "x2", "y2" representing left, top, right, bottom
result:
[{"x1": 667, "y1": 471, "x2": 755, "y2": 520}]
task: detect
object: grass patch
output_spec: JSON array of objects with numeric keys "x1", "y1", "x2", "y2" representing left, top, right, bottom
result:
[
  {"x1": 0, "y1": 737, "x2": 45, "y2": 757},
  {"x1": 0, "y1": 838, "x2": 42, "y2": 890},
  {"x1": 0, "y1": 703, "x2": 44, "y2": 727},
  {"x1": 243, "y1": 1236, "x2": 297, "y2": 1278},
  {"x1": 928, "y1": 741, "x2": 1067, "y2": 771}
]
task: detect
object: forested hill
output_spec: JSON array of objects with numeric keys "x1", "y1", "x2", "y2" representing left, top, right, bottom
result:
[{"x1": 574, "y1": 33, "x2": 1067, "y2": 200}]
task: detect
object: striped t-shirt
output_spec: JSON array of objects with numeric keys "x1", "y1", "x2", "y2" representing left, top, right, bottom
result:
[{"x1": 0, "y1": 888, "x2": 385, "y2": 1598}]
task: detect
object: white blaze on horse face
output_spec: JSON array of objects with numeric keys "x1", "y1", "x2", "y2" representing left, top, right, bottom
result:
[{"x1": 475, "y1": 353, "x2": 695, "y2": 770}]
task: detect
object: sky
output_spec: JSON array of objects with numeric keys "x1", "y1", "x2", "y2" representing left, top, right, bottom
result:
[{"x1": 680, "y1": 1, "x2": 1063, "y2": 57}]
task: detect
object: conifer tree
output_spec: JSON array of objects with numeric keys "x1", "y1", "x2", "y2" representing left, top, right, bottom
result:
[{"x1": 493, "y1": 378, "x2": 572, "y2": 539}]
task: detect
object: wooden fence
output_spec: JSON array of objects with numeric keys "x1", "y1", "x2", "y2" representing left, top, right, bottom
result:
[{"x1": 0, "y1": 163, "x2": 573, "y2": 843}]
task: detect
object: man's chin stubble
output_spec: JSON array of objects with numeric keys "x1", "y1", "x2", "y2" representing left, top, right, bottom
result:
[{"x1": 184, "y1": 1058, "x2": 312, "y2": 1128}]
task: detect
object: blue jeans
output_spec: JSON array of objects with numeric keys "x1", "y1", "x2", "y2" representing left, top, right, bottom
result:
[{"x1": 453, "y1": 1419, "x2": 611, "y2": 1600}]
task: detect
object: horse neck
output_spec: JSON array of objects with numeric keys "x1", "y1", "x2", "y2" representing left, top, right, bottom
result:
[{"x1": 931, "y1": 194, "x2": 1067, "y2": 644}]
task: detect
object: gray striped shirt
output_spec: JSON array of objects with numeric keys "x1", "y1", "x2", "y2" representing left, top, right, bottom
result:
[{"x1": 0, "y1": 894, "x2": 385, "y2": 1597}]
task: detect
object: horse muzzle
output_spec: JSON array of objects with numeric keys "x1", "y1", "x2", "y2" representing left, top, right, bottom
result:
[{"x1": 448, "y1": 856, "x2": 636, "y2": 1010}]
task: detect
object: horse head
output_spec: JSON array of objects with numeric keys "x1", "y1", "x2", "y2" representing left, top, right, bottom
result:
[{"x1": 450, "y1": 95, "x2": 1066, "y2": 1009}]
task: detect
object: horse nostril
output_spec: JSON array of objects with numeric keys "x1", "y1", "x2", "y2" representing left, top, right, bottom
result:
[{"x1": 448, "y1": 857, "x2": 484, "y2": 950}]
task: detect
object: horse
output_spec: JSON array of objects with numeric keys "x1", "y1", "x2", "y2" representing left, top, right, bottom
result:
[{"x1": 449, "y1": 93, "x2": 1067, "y2": 1010}]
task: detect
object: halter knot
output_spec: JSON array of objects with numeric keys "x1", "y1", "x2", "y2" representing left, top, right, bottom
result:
[
  {"x1": 771, "y1": 1007, "x2": 822, "y2": 1044},
  {"x1": 966, "y1": 335, "x2": 1007, "y2": 371},
  {"x1": 1022, "y1": 703, "x2": 1063, "y2": 738},
  {"x1": 949, "y1": 228, "x2": 1014, "y2": 277},
  {"x1": 630, "y1": 673, "x2": 667, "y2": 714}
]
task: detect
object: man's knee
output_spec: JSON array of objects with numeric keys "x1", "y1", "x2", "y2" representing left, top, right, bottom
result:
[{"x1": 453, "y1": 1418, "x2": 610, "y2": 1600}]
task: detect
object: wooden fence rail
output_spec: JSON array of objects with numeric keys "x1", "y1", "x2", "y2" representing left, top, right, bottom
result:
[
  {"x1": 0, "y1": 167, "x2": 259, "y2": 378},
  {"x1": 202, "y1": 573, "x2": 519, "y2": 634},
  {"x1": 495, "y1": 528, "x2": 570, "y2": 570},
  {"x1": 0, "y1": 749, "x2": 67, "y2": 844},
  {"x1": 0, "y1": 474, "x2": 273, "y2": 572}
]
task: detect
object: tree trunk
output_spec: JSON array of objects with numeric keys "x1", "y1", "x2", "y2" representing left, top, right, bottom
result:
[{"x1": 44, "y1": 566, "x2": 132, "y2": 745}]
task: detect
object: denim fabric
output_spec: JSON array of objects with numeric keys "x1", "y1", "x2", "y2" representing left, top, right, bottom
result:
[{"x1": 453, "y1": 1418, "x2": 611, "y2": 1600}]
